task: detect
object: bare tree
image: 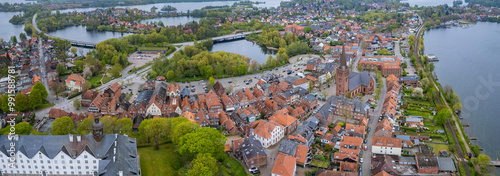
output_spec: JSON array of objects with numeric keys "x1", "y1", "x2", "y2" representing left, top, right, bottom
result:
[{"x1": 51, "y1": 81, "x2": 66, "y2": 100}]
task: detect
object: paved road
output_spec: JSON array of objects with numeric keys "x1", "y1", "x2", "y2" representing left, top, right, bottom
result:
[
  {"x1": 394, "y1": 40, "x2": 417, "y2": 77},
  {"x1": 361, "y1": 78, "x2": 387, "y2": 176}
]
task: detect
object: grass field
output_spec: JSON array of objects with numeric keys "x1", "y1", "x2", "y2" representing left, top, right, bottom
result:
[
  {"x1": 139, "y1": 47, "x2": 169, "y2": 51},
  {"x1": 427, "y1": 143, "x2": 449, "y2": 154},
  {"x1": 138, "y1": 143, "x2": 247, "y2": 176},
  {"x1": 87, "y1": 75, "x2": 112, "y2": 87},
  {"x1": 138, "y1": 143, "x2": 182, "y2": 176}
]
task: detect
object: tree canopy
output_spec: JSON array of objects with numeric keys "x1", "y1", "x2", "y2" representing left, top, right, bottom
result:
[
  {"x1": 52, "y1": 116, "x2": 74, "y2": 135},
  {"x1": 178, "y1": 127, "x2": 226, "y2": 160}
]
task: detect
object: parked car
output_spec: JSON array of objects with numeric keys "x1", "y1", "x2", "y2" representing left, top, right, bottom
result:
[
  {"x1": 363, "y1": 139, "x2": 367, "y2": 144},
  {"x1": 360, "y1": 158, "x2": 363, "y2": 163},
  {"x1": 364, "y1": 146, "x2": 368, "y2": 151},
  {"x1": 249, "y1": 167, "x2": 260, "y2": 174}
]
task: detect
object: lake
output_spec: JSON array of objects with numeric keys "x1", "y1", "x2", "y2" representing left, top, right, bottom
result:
[
  {"x1": 0, "y1": 12, "x2": 24, "y2": 42},
  {"x1": 140, "y1": 16, "x2": 200, "y2": 26},
  {"x1": 210, "y1": 39, "x2": 277, "y2": 64},
  {"x1": 55, "y1": 0, "x2": 288, "y2": 14},
  {"x1": 401, "y1": 0, "x2": 466, "y2": 7},
  {"x1": 424, "y1": 22, "x2": 500, "y2": 174}
]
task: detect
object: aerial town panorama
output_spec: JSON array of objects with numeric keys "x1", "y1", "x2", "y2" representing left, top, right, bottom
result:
[{"x1": 0, "y1": 0, "x2": 500, "y2": 175}]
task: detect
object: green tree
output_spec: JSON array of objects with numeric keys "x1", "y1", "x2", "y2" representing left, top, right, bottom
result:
[
  {"x1": 434, "y1": 108, "x2": 451, "y2": 125},
  {"x1": 1, "y1": 94, "x2": 10, "y2": 113},
  {"x1": 305, "y1": 26, "x2": 312, "y2": 33},
  {"x1": 238, "y1": 64, "x2": 247, "y2": 75},
  {"x1": 167, "y1": 70, "x2": 175, "y2": 80},
  {"x1": 28, "y1": 89, "x2": 43, "y2": 110},
  {"x1": 76, "y1": 117, "x2": 94, "y2": 135},
  {"x1": 15, "y1": 93, "x2": 29, "y2": 112},
  {"x1": 453, "y1": 102, "x2": 462, "y2": 112},
  {"x1": 178, "y1": 127, "x2": 226, "y2": 160},
  {"x1": 56, "y1": 62, "x2": 67, "y2": 75},
  {"x1": 33, "y1": 82, "x2": 48, "y2": 99},
  {"x1": 100, "y1": 116, "x2": 118, "y2": 134},
  {"x1": 308, "y1": 80, "x2": 314, "y2": 92},
  {"x1": 116, "y1": 118, "x2": 133, "y2": 135},
  {"x1": 478, "y1": 154, "x2": 491, "y2": 166},
  {"x1": 70, "y1": 47, "x2": 78, "y2": 56},
  {"x1": 52, "y1": 116, "x2": 74, "y2": 135},
  {"x1": 172, "y1": 121, "x2": 198, "y2": 144},
  {"x1": 10, "y1": 36, "x2": 17, "y2": 43},
  {"x1": 204, "y1": 65, "x2": 214, "y2": 78},
  {"x1": 357, "y1": 63, "x2": 363, "y2": 72},
  {"x1": 149, "y1": 70, "x2": 158, "y2": 79},
  {"x1": 0, "y1": 122, "x2": 32, "y2": 135},
  {"x1": 187, "y1": 153, "x2": 219, "y2": 176},
  {"x1": 324, "y1": 144, "x2": 333, "y2": 151},
  {"x1": 209, "y1": 77, "x2": 215, "y2": 86},
  {"x1": 19, "y1": 33, "x2": 27, "y2": 42},
  {"x1": 139, "y1": 118, "x2": 171, "y2": 149},
  {"x1": 74, "y1": 60, "x2": 85, "y2": 72},
  {"x1": 73, "y1": 98, "x2": 81, "y2": 110}
]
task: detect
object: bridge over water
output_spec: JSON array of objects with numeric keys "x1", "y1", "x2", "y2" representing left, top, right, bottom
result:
[{"x1": 33, "y1": 13, "x2": 261, "y2": 48}]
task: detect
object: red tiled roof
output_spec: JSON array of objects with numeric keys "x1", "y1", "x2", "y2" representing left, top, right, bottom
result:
[{"x1": 272, "y1": 153, "x2": 296, "y2": 176}]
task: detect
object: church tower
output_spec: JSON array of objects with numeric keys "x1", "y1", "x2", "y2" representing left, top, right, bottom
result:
[
  {"x1": 336, "y1": 42, "x2": 350, "y2": 96},
  {"x1": 92, "y1": 117, "x2": 104, "y2": 142}
]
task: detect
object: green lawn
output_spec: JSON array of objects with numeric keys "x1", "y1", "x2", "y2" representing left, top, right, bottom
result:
[
  {"x1": 220, "y1": 155, "x2": 248, "y2": 176},
  {"x1": 424, "y1": 121, "x2": 443, "y2": 131},
  {"x1": 139, "y1": 47, "x2": 169, "y2": 51},
  {"x1": 427, "y1": 143, "x2": 449, "y2": 154},
  {"x1": 87, "y1": 75, "x2": 112, "y2": 88},
  {"x1": 138, "y1": 143, "x2": 247, "y2": 176},
  {"x1": 138, "y1": 143, "x2": 183, "y2": 176},
  {"x1": 87, "y1": 75, "x2": 103, "y2": 87},
  {"x1": 34, "y1": 103, "x2": 54, "y2": 110}
]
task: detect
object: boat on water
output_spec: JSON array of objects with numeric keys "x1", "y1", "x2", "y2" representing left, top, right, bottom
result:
[{"x1": 425, "y1": 54, "x2": 439, "y2": 62}]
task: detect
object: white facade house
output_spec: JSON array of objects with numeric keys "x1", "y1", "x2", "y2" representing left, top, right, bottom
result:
[
  {"x1": 371, "y1": 136, "x2": 402, "y2": 156},
  {"x1": 0, "y1": 120, "x2": 140, "y2": 176},
  {"x1": 0, "y1": 149, "x2": 99, "y2": 175},
  {"x1": 251, "y1": 121, "x2": 285, "y2": 148},
  {"x1": 147, "y1": 102, "x2": 161, "y2": 116}
]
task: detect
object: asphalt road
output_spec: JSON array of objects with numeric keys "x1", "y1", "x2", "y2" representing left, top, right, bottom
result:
[{"x1": 361, "y1": 77, "x2": 387, "y2": 176}]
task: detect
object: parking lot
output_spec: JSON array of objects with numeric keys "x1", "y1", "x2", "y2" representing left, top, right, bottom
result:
[
  {"x1": 128, "y1": 52, "x2": 161, "y2": 69},
  {"x1": 173, "y1": 55, "x2": 318, "y2": 95}
]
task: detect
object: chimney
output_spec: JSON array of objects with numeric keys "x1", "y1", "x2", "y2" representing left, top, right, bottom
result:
[
  {"x1": 69, "y1": 134, "x2": 73, "y2": 142},
  {"x1": 77, "y1": 135, "x2": 81, "y2": 142}
]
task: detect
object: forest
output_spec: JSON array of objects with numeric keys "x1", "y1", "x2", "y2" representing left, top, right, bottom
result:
[{"x1": 152, "y1": 42, "x2": 249, "y2": 80}]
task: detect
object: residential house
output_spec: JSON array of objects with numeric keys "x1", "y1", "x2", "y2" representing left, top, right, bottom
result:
[
  {"x1": 345, "y1": 123, "x2": 366, "y2": 137},
  {"x1": 374, "y1": 119, "x2": 392, "y2": 138},
  {"x1": 372, "y1": 154, "x2": 398, "y2": 175},
  {"x1": 371, "y1": 136, "x2": 402, "y2": 156},
  {"x1": 65, "y1": 73, "x2": 86, "y2": 91},
  {"x1": 241, "y1": 135, "x2": 267, "y2": 168},
  {"x1": 405, "y1": 116, "x2": 424, "y2": 128},
  {"x1": 272, "y1": 153, "x2": 297, "y2": 176},
  {"x1": 81, "y1": 90, "x2": 97, "y2": 107},
  {"x1": 269, "y1": 109, "x2": 298, "y2": 135},
  {"x1": 250, "y1": 120, "x2": 284, "y2": 148}
]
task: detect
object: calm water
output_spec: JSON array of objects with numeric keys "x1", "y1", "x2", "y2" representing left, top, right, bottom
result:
[
  {"x1": 47, "y1": 26, "x2": 131, "y2": 43},
  {"x1": 0, "y1": 12, "x2": 24, "y2": 42},
  {"x1": 140, "y1": 16, "x2": 200, "y2": 26},
  {"x1": 210, "y1": 39, "x2": 276, "y2": 64},
  {"x1": 424, "y1": 22, "x2": 500, "y2": 174},
  {"x1": 402, "y1": 0, "x2": 465, "y2": 6}
]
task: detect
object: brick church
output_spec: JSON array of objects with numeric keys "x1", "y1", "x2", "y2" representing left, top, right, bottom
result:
[{"x1": 336, "y1": 44, "x2": 374, "y2": 97}]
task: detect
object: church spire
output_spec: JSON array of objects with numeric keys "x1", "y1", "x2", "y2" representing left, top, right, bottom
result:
[{"x1": 340, "y1": 33, "x2": 347, "y2": 70}]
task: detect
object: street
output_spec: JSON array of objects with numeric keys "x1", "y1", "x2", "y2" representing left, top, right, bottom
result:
[{"x1": 361, "y1": 77, "x2": 387, "y2": 176}]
